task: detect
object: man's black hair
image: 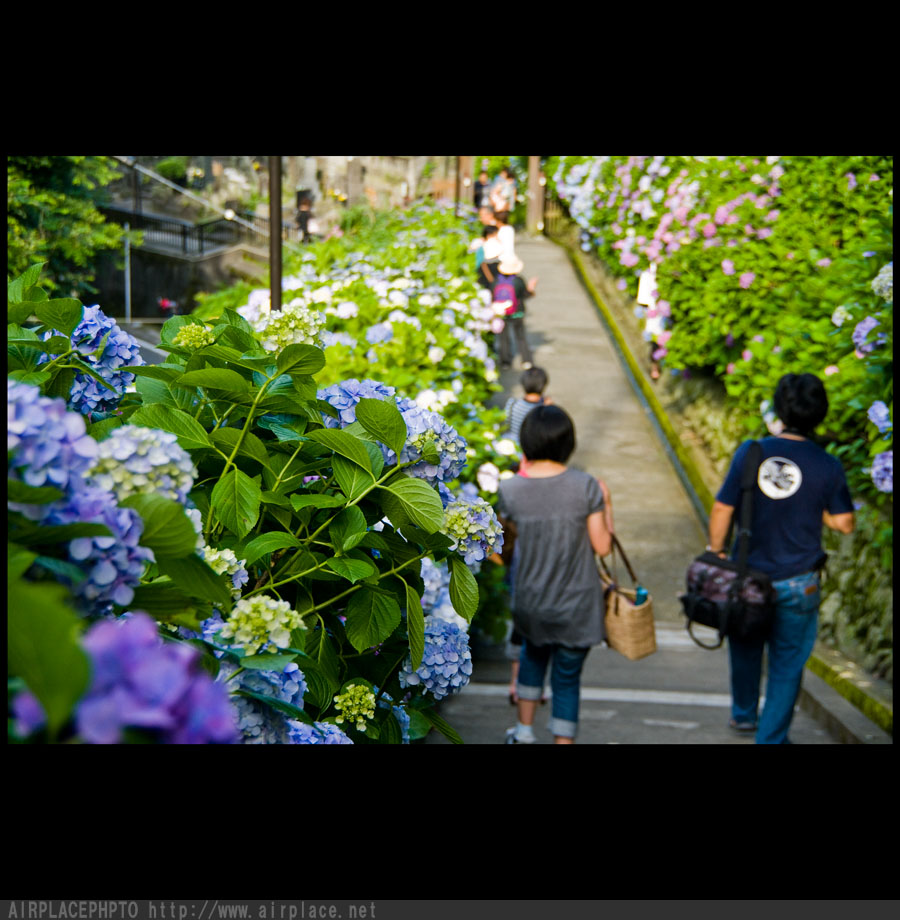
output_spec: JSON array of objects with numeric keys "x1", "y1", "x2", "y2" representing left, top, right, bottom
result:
[
  {"x1": 519, "y1": 404, "x2": 575, "y2": 463},
  {"x1": 774, "y1": 373, "x2": 829, "y2": 435},
  {"x1": 521, "y1": 366, "x2": 548, "y2": 395}
]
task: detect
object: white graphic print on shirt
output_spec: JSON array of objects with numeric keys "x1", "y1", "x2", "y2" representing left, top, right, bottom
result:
[{"x1": 758, "y1": 456, "x2": 802, "y2": 499}]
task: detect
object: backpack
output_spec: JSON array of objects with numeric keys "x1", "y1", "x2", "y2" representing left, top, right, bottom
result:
[{"x1": 493, "y1": 275, "x2": 520, "y2": 316}]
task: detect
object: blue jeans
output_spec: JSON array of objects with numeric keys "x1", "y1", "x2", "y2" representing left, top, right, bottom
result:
[
  {"x1": 517, "y1": 639, "x2": 590, "y2": 739},
  {"x1": 728, "y1": 570, "x2": 821, "y2": 744}
]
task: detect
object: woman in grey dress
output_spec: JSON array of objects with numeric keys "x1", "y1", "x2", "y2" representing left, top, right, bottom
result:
[{"x1": 497, "y1": 404, "x2": 614, "y2": 744}]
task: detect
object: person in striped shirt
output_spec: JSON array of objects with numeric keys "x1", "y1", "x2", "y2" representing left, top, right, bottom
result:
[{"x1": 505, "y1": 366, "x2": 553, "y2": 447}]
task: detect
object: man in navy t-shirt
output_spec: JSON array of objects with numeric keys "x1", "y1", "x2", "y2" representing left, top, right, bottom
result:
[{"x1": 707, "y1": 373, "x2": 854, "y2": 744}]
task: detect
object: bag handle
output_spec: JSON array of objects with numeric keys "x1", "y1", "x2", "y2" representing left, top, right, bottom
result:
[{"x1": 598, "y1": 534, "x2": 638, "y2": 586}]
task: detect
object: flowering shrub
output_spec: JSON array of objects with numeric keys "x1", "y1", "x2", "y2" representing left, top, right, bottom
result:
[
  {"x1": 8, "y1": 204, "x2": 508, "y2": 744},
  {"x1": 545, "y1": 155, "x2": 892, "y2": 674}
]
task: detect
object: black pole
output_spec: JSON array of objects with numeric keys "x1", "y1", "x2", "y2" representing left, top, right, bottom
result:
[{"x1": 269, "y1": 155, "x2": 282, "y2": 312}]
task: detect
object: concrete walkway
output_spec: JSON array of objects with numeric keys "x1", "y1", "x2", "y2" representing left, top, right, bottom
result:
[{"x1": 427, "y1": 235, "x2": 839, "y2": 744}]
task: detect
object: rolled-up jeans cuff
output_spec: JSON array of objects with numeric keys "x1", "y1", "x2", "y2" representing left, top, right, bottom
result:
[
  {"x1": 516, "y1": 683, "x2": 544, "y2": 701},
  {"x1": 549, "y1": 717, "x2": 577, "y2": 738}
]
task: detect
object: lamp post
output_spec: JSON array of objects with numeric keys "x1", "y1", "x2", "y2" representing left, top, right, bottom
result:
[{"x1": 269, "y1": 156, "x2": 282, "y2": 313}]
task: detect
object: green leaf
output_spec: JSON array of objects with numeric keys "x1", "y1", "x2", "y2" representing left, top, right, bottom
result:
[
  {"x1": 239, "y1": 652, "x2": 302, "y2": 671},
  {"x1": 242, "y1": 532, "x2": 302, "y2": 566},
  {"x1": 233, "y1": 689, "x2": 315, "y2": 724},
  {"x1": 7, "y1": 480, "x2": 64, "y2": 505},
  {"x1": 7, "y1": 578, "x2": 90, "y2": 740},
  {"x1": 402, "y1": 578, "x2": 425, "y2": 671},
  {"x1": 332, "y1": 454, "x2": 374, "y2": 502},
  {"x1": 127, "y1": 364, "x2": 187, "y2": 381},
  {"x1": 41, "y1": 335, "x2": 72, "y2": 355},
  {"x1": 419, "y1": 707, "x2": 464, "y2": 744},
  {"x1": 299, "y1": 658, "x2": 340, "y2": 711},
  {"x1": 343, "y1": 586, "x2": 402, "y2": 652},
  {"x1": 129, "y1": 578, "x2": 212, "y2": 622},
  {"x1": 8, "y1": 263, "x2": 46, "y2": 300},
  {"x1": 378, "y1": 476, "x2": 444, "y2": 534},
  {"x1": 306, "y1": 428, "x2": 374, "y2": 475},
  {"x1": 353, "y1": 397, "x2": 409, "y2": 458},
  {"x1": 155, "y1": 554, "x2": 233, "y2": 609},
  {"x1": 275, "y1": 343, "x2": 327, "y2": 376},
  {"x1": 7, "y1": 302, "x2": 39, "y2": 326},
  {"x1": 290, "y1": 493, "x2": 346, "y2": 511},
  {"x1": 8, "y1": 544, "x2": 38, "y2": 581},
  {"x1": 324, "y1": 555, "x2": 378, "y2": 583},
  {"x1": 33, "y1": 299, "x2": 84, "y2": 337},
  {"x1": 129, "y1": 404, "x2": 212, "y2": 451},
  {"x1": 176, "y1": 367, "x2": 249, "y2": 392},
  {"x1": 12, "y1": 522, "x2": 114, "y2": 546},
  {"x1": 448, "y1": 555, "x2": 479, "y2": 622},
  {"x1": 87, "y1": 415, "x2": 124, "y2": 441},
  {"x1": 118, "y1": 494, "x2": 201, "y2": 560},
  {"x1": 211, "y1": 468, "x2": 261, "y2": 538},
  {"x1": 257, "y1": 413, "x2": 308, "y2": 441},
  {"x1": 329, "y1": 506, "x2": 368, "y2": 552},
  {"x1": 210, "y1": 427, "x2": 271, "y2": 468},
  {"x1": 406, "y1": 708, "x2": 432, "y2": 741}
]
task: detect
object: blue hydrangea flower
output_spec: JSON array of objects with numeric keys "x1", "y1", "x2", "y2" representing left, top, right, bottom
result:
[
  {"x1": 217, "y1": 659, "x2": 308, "y2": 744},
  {"x1": 395, "y1": 397, "x2": 468, "y2": 484},
  {"x1": 372, "y1": 686, "x2": 410, "y2": 744},
  {"x1": 12, "y1": 613, "x2": 239, "y2": 744},
  {"x1": 87, "y1": 425, "x2": 197, "y2": 505},
  {"x1": 49, "y1": 485, "x2": 155, "y2": 610},
  {"x1": 867, "y1": 401, "x2": 892, "y2": 433},
  {"x1": 317, "y1": 378, "x2": 397, "y2": 429},
  {"x1": 8, "y1": 380, "x2": 99, "y2": 517},
  {"x1": 39, "y1": 304, "x2": 144, "y2": 418},
  {"x1": 399, "y1": 616, "x2": 473, "y2": 701},
  {"x1": 442, "y1": 494, "x2": 504, "y2": 564},
  {"x1": 870, "y1": 451, "x2": 892, "y2": 493},
  {"x1": 286, "y1": 720, "x2": 354, "y2": 744},
  {"x1": 365, "y1": 323, "x2": 394, "y2": 345}
]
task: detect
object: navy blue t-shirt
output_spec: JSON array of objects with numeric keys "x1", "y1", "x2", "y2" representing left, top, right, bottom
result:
[{"x1": 716, "y1": 436, "x2": 853, "y2": 581}]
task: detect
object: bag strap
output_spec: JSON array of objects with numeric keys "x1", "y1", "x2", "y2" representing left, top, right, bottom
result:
[
  {"x1": 728, "y1": 440, "x2": 762, "y2": 576},
  {"x1": 598, "y1": 534, "x2": 638, "y2": 586}
]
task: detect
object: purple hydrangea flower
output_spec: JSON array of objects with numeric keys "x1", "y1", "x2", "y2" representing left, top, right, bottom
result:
[
  {"x1": 38, "y1": 305, "x2": 144, "y2": 418},
  {"x1": 739, "y1": 272, "x2": 756, "y2": 289},
  {"x1": 49, "y1": 485, "x2": 155, "y2": 610},
  {"x1": 852, "y1": 316, "x2": 884, "y2": 355},
  {"x1": 399, "y1": 616, "x2": 473, "y2": 701},
  {"x1": 721, "y1": 259, "x2": 735, "y2": 276},
  {"x1": 8, "y1": 380, "x2": 99, "y2": 517},
  {"x1": 867, "y1": 401, "x2": 891, "y2": 433},
  {"x1": 12, "y1": 613, "x2": 239, "y2": 743},
  {"x1": 870, "y1": 451, "x2": 892, "y2": 493}
]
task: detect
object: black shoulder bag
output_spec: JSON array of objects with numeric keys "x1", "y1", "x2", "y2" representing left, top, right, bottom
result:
[{"x1": 679, "y1": 441, "x2": 777, "y2": 649}]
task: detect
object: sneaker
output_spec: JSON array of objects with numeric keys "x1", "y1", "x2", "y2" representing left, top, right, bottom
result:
[
  {"x1": 728, "y1": 718, "x2": 757, "y2": 733},
  {"x1": 505, "y1": 727, "x2": 535, "y2": 744}
]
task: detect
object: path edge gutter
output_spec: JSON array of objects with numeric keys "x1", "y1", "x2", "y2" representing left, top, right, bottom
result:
[{"x1": 547, "y1": 233, "x2": 893, "y2": 742}]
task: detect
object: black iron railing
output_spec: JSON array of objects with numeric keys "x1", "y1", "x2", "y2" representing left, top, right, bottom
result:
[{"x1": 100, "y1": 204, "x2": 301, "y2": 255}]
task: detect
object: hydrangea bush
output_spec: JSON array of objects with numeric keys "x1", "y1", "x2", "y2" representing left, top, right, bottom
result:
[
  {"x1": 8, "y1": 205, "x2": 509, "y2": 744},
  {"x1": 544, "y1": 155, "x2": 892, "y2": 675}
]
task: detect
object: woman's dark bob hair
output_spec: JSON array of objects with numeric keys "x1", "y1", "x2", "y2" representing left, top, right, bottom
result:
[
  {"x1": 774, "y1": 372, "x2": 828, "y2": 435},
  {"x1": 519, "y1": 404, "x2": 575, "y2": 463}
]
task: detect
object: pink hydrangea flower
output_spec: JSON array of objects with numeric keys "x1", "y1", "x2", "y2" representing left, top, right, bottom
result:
[
  {"x1": 703, "y1": 222, "x2": 717, "y2": 238},
  {"x1": 786, "y1": 252, "x2": 795, "y2": 260},
  {"x1": 726, "y1": 363, "x2": 736, "y2": 374},
  {"x1": 752, "y1": 335, "x2": 764, "y2": 343},
  {"x1": 757, "y1": 228, "x2": 773, "y2": 239},
  {"x1": 816, "y1": 258, "x2": 832, "y2": 268},
  {"x1": 824, "y1": 365, "x2": 840, "y2": 375},
  {"x1": 721, "y1": 259, "x2": 736, "y2": 276},
  {"x1": 739, "y1": 272, "x2": 755, "y2": 289},
  {"x1": 742, "y1": 349, "x2": 752, "y2": 361},
  {"x1": 657, "y1": 300, "x2": 671, "y2": 317},
  {"x1": 870, "y1": 174, "x2": 880, "y2": 181},
  {"x1": 766, "y1": 210, "x2": 780, "y2": 222}
]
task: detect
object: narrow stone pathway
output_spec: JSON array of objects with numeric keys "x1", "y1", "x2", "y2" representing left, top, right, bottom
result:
[{"x1": 428, "y1": 234, "x2": 838, "y2": 744}]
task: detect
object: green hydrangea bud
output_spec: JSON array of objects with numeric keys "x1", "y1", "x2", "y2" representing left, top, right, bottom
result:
[
  {"x1": 173, "y1": 323, "x2": 216, "y2": 349},
  {"x1": 333, "y1": 684, "x2": 377, "y2": 732},
  {"x1": 218, "y1": 595, "x2": 305, "y2": 655}
]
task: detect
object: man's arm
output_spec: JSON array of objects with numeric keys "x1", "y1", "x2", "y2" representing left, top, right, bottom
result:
[
  {"x1": 823, "y1": 509, "x2": 855, "y2": 534},
  {"x1": 708, "y1": 500, "x2": 735, "y2": 555}
]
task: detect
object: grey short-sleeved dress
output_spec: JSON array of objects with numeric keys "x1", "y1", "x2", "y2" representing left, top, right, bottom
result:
[{"x1": 497, "y1": 468, "x2": 607, "y2": 648}]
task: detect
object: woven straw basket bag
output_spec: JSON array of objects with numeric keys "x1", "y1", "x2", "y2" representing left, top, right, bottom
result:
[{"x1": 597, "y1": 535, "x2": 657, "y2": 661}]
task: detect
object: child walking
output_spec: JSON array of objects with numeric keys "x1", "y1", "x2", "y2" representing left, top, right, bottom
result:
[{"x1": 497, "y1": 404, "x2": 614, "y2": 744}]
